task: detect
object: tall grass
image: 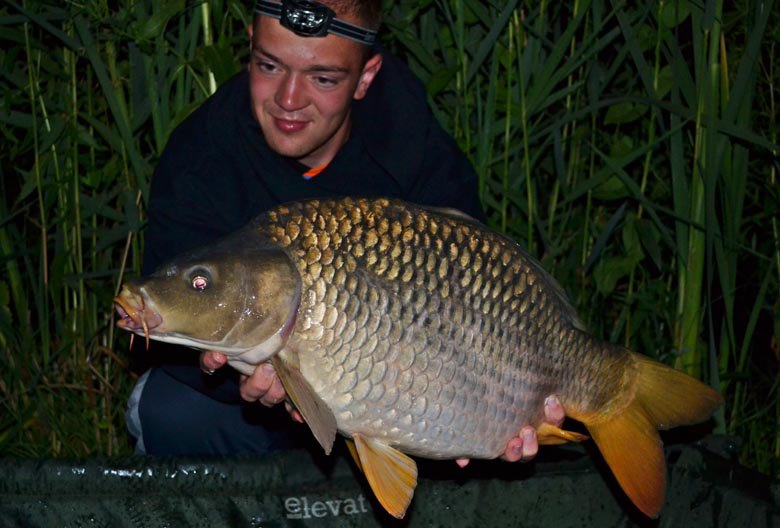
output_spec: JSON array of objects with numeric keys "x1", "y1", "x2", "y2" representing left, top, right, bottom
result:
[
  {"x1": 0, "y1": 0, "x2": 247, "y2": 456},
  {"x1": 1, "y1": 0, "x2": 778, "y2": 477}
]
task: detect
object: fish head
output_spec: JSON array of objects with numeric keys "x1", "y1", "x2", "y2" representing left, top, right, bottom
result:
[{"x1": 114, "y1": 229, "x2": 300, "y2": 363}]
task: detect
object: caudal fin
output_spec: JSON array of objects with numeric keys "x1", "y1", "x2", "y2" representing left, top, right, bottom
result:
[{"x1": 583, "y1": 352, "x2": 722, "y2": 517}]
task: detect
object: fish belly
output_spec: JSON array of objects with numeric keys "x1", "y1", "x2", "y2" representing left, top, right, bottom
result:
[{"x1": 296, "y1": 343, "x2": 554, "y2": 458}]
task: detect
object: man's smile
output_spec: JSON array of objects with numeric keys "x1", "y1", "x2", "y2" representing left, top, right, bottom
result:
[{"x1": 273, "y1": 117, "x2": 309, "y2": 133}]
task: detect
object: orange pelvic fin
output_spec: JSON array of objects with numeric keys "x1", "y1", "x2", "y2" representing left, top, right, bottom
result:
[
  {"x1": 581, "y1": 352, "x2": 722, "y2": 518},
  {"x1": 536, "y1": 422, "x2": 589, "y2": 445},
  {"x1": 351, "y1": 433, "x2": 418, "y2": 519}
]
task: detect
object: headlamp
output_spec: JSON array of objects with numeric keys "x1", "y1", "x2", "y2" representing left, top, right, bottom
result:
[{"x1": 255, "y1": 0, "x2": 377, "y2": 46}]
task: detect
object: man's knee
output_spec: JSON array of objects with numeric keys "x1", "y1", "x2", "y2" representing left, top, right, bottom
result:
[{"x1": 133, "y1": 367, "x2": 300, "y2": 455}]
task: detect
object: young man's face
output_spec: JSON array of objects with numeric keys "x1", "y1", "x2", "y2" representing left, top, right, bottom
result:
[{"x1": 248, "y1": 14, "x2": 382, "y2": 168}]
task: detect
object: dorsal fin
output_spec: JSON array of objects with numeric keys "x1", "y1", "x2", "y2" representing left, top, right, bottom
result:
[
  {"x1": 421, "y1": 205, "x2": 482, "y2": 224},
  {"x1": 351, "y1": 434, "x2": 418, "y2": 519}
]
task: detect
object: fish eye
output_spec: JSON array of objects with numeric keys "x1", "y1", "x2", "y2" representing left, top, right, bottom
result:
[{"x1": 191, "y1": 275, "x2": 209, "y2": 291}]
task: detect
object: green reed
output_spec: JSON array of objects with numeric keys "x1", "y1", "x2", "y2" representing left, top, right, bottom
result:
[
  {"x1": 1, "y1": 0, "x2": 778, "y2": 478},
  {"x1": 0, "y1": 0, "x2": 247, "y2": 456}
]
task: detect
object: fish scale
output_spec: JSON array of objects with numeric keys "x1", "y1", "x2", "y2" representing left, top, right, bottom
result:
[
  {"x1": 262, "y1": 198, "x2": 585, "y2": 459},
  {"x1": 115, "y1": 196, "x2": 722, "y2": 518}
]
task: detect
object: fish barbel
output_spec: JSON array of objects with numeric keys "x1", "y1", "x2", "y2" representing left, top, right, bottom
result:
[{"x1": 114, "y1": 197, "x2": 722, "y2": 519}]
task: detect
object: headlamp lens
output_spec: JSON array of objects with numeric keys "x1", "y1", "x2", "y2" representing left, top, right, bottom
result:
[
  {"x1": 281, "y1": 0, "x2": 333, "y2": 37},
  {"x1": 255, "y1": 0, "x2": 377, "y2": 46}
]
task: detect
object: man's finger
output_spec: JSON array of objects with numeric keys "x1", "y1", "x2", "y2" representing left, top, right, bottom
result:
[
  {"x1": 501, "y1": 436, "x2": 524, "y2": 462},
  {"x1": 544, "y1": 395, "x2": 565, "y2": 426},
  {"x1": 238, "y1": 362, "x2": 275, "y2": 401},
  {"x1": 519, "y1": 425, "x2": 538, "y2": 460},
  {"x1": 284, "y1": 402, "x2": 304, "y2": 423},
  {"x1": 239, "y1": 362, "x2": 287, "y2": 405},
  {"x1": 258, "y1": 375, "x2": 286, "y2": 406},
  {"x1": 200, "y1": 350, "x2": 227, "y2": 374},
  {"x1": 500, "y1": 426, "x2": 540, "y2": 462}
]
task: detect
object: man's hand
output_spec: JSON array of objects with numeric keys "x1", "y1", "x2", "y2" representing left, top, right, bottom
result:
[
  {"x1": 455, "y1": 395, "x2": 566, "y2": 467},
  {"x1": 200, "y1": 351, "x2": 296, "y2": 417},
  {"x1": 202, "y1": 351, "x2": 567, "y2": 459}
]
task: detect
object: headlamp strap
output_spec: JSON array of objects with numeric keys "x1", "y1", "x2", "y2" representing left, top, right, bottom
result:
[{"x1": 255, "y1": 0, "x2": 377, "y2": 46}]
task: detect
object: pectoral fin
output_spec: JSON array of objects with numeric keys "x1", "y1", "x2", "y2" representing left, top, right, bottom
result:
[
  {"x1": 271, "y1": 355, "x2": 337, "y2": 455},
  {"x1": 536, "y1": 422, "x2": 589, "y2": 445},
  {"x1": 351, "y1": 434, "x2": 418, "y2": 519}
]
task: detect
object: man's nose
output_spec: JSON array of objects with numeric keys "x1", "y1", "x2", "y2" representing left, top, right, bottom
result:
[{"x1": 275, "y1": 73, "x2": 307, "y2": 111}]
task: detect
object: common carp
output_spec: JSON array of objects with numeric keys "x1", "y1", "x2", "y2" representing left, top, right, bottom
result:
[{"x1": 114, "y1": 197, "x2": 722, "y2": 519}]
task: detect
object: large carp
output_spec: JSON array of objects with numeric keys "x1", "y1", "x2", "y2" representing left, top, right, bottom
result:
[{"x1": 115, "y1": 197, "x2": 721, "y2": 518}]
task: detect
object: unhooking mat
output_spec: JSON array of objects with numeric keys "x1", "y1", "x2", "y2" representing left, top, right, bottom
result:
[{"x1": 1, "y1": 436, "x2": 778, "y2": 527}]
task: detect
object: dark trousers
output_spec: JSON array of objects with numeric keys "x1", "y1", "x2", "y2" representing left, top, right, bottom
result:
[{"x1": 136, "y1": 367, "x2": 303, "y2": 455}]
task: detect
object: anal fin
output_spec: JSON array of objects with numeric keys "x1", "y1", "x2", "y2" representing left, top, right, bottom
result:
[
  {"x1": 536, "y1": 422, "x2": 589, "y2": 445},
  {"x1": 351, "y1": 434, "x2": 418, "y2": 519},
  {"x1": 271, "y1": 355, "x2": 337, "y2": 455}
]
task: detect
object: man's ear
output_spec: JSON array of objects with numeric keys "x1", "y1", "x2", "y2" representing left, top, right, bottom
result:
[{"x1": 353, "y1": 53, "x2": 383, "y2": 101}]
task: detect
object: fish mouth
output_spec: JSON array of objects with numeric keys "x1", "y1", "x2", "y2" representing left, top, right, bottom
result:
[{"x1": 113, "y1": 286, "x2": 163, "y2": 349}]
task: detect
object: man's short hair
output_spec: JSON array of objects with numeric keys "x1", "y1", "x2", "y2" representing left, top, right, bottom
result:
[{"x1": 325, "y1": 0, "x2": 382, "y2": 31}]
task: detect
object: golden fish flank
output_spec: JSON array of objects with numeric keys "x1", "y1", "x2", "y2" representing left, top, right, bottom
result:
[
  {"x1": 114, "y1": 197, "x2": 722, "y2": 520},
  {"x1": 268, "y1": 200, "x2": 571, "y2": 452}
]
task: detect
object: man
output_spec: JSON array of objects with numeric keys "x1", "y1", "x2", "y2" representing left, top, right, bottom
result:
[{"x1": 129, "y1": 0, "x2": 564, "y2": 463}]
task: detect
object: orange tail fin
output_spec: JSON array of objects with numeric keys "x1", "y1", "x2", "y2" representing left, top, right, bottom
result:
[{"x1": 580, "y1": 352, "x2": 722, "y2": 517}]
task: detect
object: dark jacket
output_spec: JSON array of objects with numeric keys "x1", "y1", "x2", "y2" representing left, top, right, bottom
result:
[{"x1": 141, "y1": 51, "x2": 483, "y2": 400}]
